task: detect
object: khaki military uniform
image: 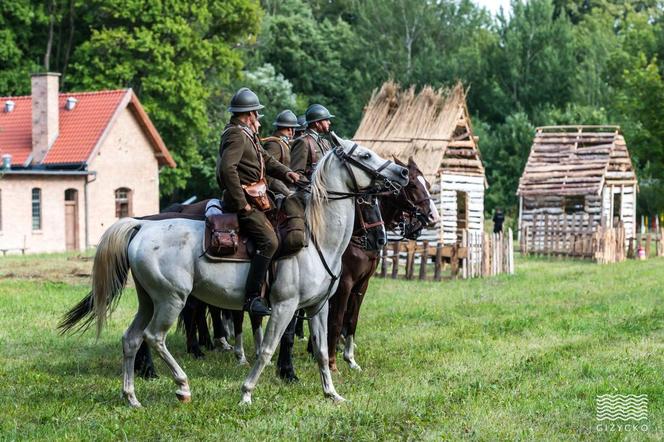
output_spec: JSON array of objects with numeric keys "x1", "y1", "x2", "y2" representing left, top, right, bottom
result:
[
  {"x1": 289, "y1": 129, "x2": 333, "y2": 179},
  {"x1": 262, "y1": 134, "x2": 292, "y2": 196},
  {"x1": 216, "y1": 118, "x2": 292, "y2": 257}
]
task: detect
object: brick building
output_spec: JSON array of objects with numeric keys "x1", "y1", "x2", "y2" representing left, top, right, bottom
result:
[{"x1": 0, "y1": 73, "x2": 175, "y2": 254}]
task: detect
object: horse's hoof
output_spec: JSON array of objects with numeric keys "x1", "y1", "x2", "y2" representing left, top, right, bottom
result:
[
  {"x1": 239, "y1": 393, "x2": 252, "y2": 406},
  {"x1": 330, "y1": 362, "x2": 339, "y2": 373},
  {"x1": 329, "y1": 393, "x2": 346, "y2": 403},
  {"x1": 214, "y1": 338, "x2": 233, "y2": 352},
  {"x1": 176, "y1": 392, "x2": 192, "y2": 403},
  {"x1": 237, "y1": 358, "x2": 249, "y2": 366},
  {"x1": 348, "y1": 362, "x2": 362, "y2": 371},
  {"x1": 123, "y1": 393, "x2": 143, "y2": 408}
]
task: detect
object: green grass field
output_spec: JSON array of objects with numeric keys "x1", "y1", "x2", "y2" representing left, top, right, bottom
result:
[{"x1": 1, "y1": 253, "x2": 663, "y2": 441}]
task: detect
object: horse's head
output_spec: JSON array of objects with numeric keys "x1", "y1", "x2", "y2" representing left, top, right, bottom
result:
[
  {"x1": 386, "y1": 156, "x2": 440, "y2": 240},
  {"x1": 331, "y1": 134, "x2": 409, "y2": 192}
]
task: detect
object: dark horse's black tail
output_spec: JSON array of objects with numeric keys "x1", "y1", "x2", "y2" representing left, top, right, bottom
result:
[{"x1": 58, "y1": 292, "x2": 95, "y2": 334}]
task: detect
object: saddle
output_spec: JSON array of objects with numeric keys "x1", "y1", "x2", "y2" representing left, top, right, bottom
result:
[{"x1": 203, "y1": 195, "x2": 307, "y2": 262}]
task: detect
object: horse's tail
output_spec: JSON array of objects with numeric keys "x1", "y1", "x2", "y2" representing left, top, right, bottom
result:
[{"x1": 58, "y1": 218, "x2": 143, "y2": 337}]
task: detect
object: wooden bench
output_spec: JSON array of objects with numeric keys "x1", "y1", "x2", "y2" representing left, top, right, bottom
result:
[{"x1": 0, "y1": 248, "x2": 27, "y2": 256}]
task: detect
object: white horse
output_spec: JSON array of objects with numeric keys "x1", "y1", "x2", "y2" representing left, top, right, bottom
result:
[{"x1": 60, "y1": 138, "x2": 408, "y2": 407}]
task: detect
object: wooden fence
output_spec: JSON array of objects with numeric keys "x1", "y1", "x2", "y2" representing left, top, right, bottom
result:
[
  {"x1": 462, "y1": 229, "x2": 515, "y2": 278},
  {"x1": 520, "y1": 215, "x2": 628, "y2": 263},
  {"x1": 376, "y1": 228, "x2": 514, "y2": 281},
  {"x1": 626, "y1": 230, "x2": 664, "y2": 259}
]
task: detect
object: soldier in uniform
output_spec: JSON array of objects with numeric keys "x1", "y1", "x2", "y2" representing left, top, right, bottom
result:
[
  {"x1": 262, "y1": 110, "x2": 299, "y2": 196},
  {"x1": 293, "y1": 115, "x2": 306, "y2": 139},
  {"x1": 216, "y1": 88, "x2": 300, "y2": 316},
  {"x1": 290, "y1": 104, "x2": 335, "y2": 180}
]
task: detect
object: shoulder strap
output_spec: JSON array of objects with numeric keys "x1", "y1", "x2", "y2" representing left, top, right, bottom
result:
[{"x1": 261, "y1": 136, "x2": 288, "y2": 163}]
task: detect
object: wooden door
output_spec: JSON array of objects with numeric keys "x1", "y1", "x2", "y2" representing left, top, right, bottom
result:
[{"x1": 65, "y1": 190, "x2": 79, "y2": 251}]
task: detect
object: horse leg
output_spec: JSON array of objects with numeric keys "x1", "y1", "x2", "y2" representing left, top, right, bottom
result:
[
  {"x1": 327, "y1": 276, "x2": 353, "y2": 373},
  {"x1": 143, "y1": 296, "x2": 191, "y2": 403},
  {"x1": 181, "y1": 297, "x2": 204, "y2": 359},
  {"x1": 240, "y1": 300, "x2": 297, "y2": 405},
  {"x1": 343, "y1": 278, "x2": 370, "y2": 371},
  {"x1": 196, "y1": 302, "x2": 213, "y2": 351},
  {"x1": 294, "y1": 309, "x2": 305, "y2": 340},
  {"x1": 210, "y1": 305, "x2": 232, "y2": 351},
  {"x1": 232, "y1": 310, "x2": 248, "y2": 365},
  {"x1": 276, "y1": 313, "x2": 299, "y2": 382},
  {"x1": 250, "y1": 313, "x2": 264, "y2": 360},
  {"x1": 122, "y1": 282, "x2": 154, "y2": 407},
  {"x1": 307, "y1": 301, "x2": 345, "y2": 402},
  {"x1": 134, "y1": 342, "x2": 158, "y2": 379}
]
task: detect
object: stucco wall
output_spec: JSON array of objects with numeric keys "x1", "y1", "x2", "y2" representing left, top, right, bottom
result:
[
  {"x1": 0, "y1": 175, "x2": 86, "y2": 253},
  {"x1": 87, "y1": 106, "x2": 160, "y2": 245}
]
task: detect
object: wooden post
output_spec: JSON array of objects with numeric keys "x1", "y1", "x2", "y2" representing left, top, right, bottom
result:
[
  {"x1": 419, "y1": 241, "x2": 429, "y2": 281},
  {"x1": 451, "y1": 244, "x2": 459, "y2": 279},
  {"x1": 406, "y1": 240, "x2": 416, "y2": 280},
  {"x1": 391, "y1": 242, "x2": 399, "y2": 279},
  {"x1": 461, "y1": 230, "x2": 468, "y2": 279},
  {"x1": 434, "y1": 242, "x2": 443, "y2": 281}
]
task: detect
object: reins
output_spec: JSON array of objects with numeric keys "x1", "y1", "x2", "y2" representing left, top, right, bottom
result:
[{"x1": 293, "y1": 142, "x2": 400, "y2": 320}]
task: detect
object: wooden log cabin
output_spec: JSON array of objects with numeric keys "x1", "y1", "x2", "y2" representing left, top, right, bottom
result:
[
  {"x1": 353, "y1": 81, "x2": 487, "y2": 244},
  {"x1": 517, "y1": 125, "x2": 638, "y2": 242}
]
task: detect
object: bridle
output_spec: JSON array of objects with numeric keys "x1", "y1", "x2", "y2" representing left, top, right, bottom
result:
[
  {"x1": 296, "y1": 142, "x2": 402, "y2": 319},
  {"x1": 387, "y1": 177, "x2": 434, "y2": 241}
]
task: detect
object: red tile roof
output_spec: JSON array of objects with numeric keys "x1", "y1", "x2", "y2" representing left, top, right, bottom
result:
[{"x1": 0, "y1": 89, "x2": 175, "y2": 168}]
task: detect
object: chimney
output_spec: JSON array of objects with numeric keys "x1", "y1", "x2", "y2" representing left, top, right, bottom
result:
[{"x1": 31, "y1": 73, "x2": 60, "y2": 164}]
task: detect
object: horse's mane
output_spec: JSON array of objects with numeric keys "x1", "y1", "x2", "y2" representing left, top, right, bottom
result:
[{"x1": 305, "y1": 148, "x2": 337, "y2": 239}]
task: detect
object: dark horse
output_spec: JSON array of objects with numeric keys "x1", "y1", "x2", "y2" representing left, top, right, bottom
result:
[{"x1": 275, "y1": 157, "x2": 439, "y2": 379}]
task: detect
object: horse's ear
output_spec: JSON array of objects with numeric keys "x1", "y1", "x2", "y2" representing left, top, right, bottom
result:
[
  {"x1": 408, "y1": 156, "x2": 416, "y2": 167},
  {"x1": 330, "y1": 131, "x2": 344, "y2": 147},
  {"x1": 392, "y1": 155, "x2": 405, "y2": 167}
]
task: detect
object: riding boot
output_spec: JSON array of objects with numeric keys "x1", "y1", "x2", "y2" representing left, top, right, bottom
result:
[{"x1": 243, "y1": 253, "x2": 272, "y2": 317}]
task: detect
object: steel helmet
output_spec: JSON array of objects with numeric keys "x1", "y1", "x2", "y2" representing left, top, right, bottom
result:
[
  {"x1": 273, "y1": 109, "x2": 300, "y2": 128},
  {"x1": 227, "y1": 87, "x2": 265, "y2": 113},
  {"x1": 305, "y1": 104, "x2": 335, "y2": 125}
]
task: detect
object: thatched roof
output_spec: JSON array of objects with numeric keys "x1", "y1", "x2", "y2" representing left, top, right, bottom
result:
[
  {"x1": 353, "y1": 81, "x2": 484, "y2": 181},
  {"x1": 517, "y1": 126, "x2": 638, "y2": 197}
]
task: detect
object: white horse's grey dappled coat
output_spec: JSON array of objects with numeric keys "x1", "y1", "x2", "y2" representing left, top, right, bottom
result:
[{"x1": 62, "y1": 137, "x2": 408, "y2": 407}]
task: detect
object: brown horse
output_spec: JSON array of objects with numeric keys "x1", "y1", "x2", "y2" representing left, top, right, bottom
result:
[{"x1": 275, "y1": 157, "x2": 439, "y2": 378}]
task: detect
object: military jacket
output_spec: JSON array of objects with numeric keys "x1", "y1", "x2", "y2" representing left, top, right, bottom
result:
[
  {"x1": 289, "y1": 129, "x2": 333, "y2": 179},
  {"x1": 262, "y1": 134, "x2": 292, "y2": 195},
  {"x1": 216, "y1": 118, "x2": 291, "y2": 212}
]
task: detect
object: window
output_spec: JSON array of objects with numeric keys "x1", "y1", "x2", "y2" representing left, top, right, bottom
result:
[
  {"x1": 115, "y1": 188, "x2": 132, "y2": 218},
  {"x1": 32, "y1": 188, "x2": 42, "y2": 230},
  {"x1": 65, "y1": 188, "x2": 78, "y2": 202},
  {"x1": 564, "y1": 195, "x2": 585, "y2": 214}
]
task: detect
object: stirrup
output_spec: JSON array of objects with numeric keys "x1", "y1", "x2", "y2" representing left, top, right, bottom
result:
[{"x1": 244, "y1": 297, "x2": 271, "y2": 317}]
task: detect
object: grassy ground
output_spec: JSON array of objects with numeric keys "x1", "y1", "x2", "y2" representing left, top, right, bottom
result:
[{"x1": 0, "y1": 253, "x2": 663, "y2": 441}]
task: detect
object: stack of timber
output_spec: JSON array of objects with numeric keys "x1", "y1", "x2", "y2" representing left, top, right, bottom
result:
[
  {"x1": 354, "y1": 81, "x2": 487, "y2": 246},
  {"x1": 517, "y1": 126, "x2": 638, "y2": 243},
  {"x1": 376, "y1": 229, "x2": 514, "y2": 281}
]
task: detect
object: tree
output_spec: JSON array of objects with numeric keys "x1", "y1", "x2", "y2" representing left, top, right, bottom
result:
[{"x1": 68, "y1": 0, "x2": 262, "y2": 195}]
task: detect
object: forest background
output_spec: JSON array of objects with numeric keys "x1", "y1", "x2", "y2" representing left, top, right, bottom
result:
[{"x1": 3, "y1": 0, "x2": 664, "y2": 218}]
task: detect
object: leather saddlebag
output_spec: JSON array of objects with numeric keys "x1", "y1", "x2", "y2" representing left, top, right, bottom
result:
[{"x1": 205, "y1": 213, "x2": 240, "y2": 256}]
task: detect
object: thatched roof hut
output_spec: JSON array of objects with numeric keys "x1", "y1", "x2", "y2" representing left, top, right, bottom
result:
[
  {"x1": 353, "y1": 81, "x2": 486, "y2": 244},
  {"x1": 517, "y1": 125, "x2": 638, "y2": 240}
]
